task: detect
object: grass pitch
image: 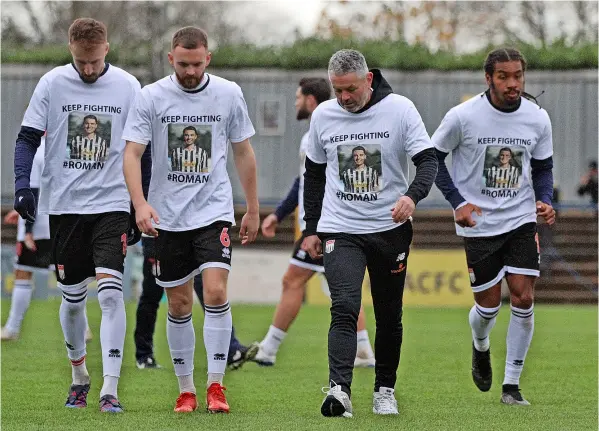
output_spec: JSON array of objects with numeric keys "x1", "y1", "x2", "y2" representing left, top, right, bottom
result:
[{"x1": 1, "y1": 301, "x2": 597, "y2": 430}]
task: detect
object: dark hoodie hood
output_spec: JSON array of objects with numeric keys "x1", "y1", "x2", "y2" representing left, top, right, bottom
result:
[{"x1": 354, "y1": 68, "x2": 393, "y2": 114}]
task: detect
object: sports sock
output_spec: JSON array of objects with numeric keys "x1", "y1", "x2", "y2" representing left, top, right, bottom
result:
[
  {"x1": 504, "y1": 304, "x2": 534, "y2": 386},
  {"x1": 357, "y1": 329, "x2": 374, "y2": 358},
  {"x1": 469, "y1": 302, "x2": 501, "y2": 352},
  {"x1": 204, "y1": 302, "x2": 232, "y2": 384},
  {"x1": 261, "y1": 325, "x2": 287, "y2": 356},
  {"x1": 59, "y1": 283, "x2": 88, "y2": 366},
  {"x1": 4, "y1": 279, "x2": 33, "y2": 333},
  {"x1": 167, "y1": 312, "x2": 196, "y2": 394},
  {"x1": 97, "y1": 277, "x2": 126, "y2": 398}
]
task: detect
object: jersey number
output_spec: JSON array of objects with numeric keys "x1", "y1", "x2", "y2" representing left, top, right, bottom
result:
[{"x1": 220, "y1": 227, "x2": 231, "y2": 247}]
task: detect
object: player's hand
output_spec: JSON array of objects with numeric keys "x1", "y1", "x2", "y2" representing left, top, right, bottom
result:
[
  {"x1": 301, "y1": 234, "x2": 322, "y2": 259},
  {"x1": 3, "y1": 210, "x2": 19, "y2": 225},
  {"x1": 240, "y1": 210, "x2": 259, "y2": 245},
  {"x1": 14, "y1": 188, "x2": 37, "y2": 223},
  {"x1": 536, "y1": 201, "x2": 556, "y2": 226},
  {"x1": 135, "y1": 202, "x2": 160, "y2": 237},
  {"x1": 391, "y1": 196, "x2": 415, "y2": 223},
  {"x1": 261, "y1": 213, "x2": 279, "y2": 238},
  {"x1": 24, "y1": 233, "x2": 37, "y2": 251},
  {"x1": 454, "y1": 203, "x2": 482, "y2": 228}
]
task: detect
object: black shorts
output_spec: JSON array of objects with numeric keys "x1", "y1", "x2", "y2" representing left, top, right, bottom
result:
[
  {"x1": 153, "y1": 221, "x2": 233, "y2": 288},
  {"x1": 14, "y1": 239, "x2": 52, "y2": 272},
  {"x1": 50, "y1": 212, "x2": 129, "y2": 287},
  {"x1": 290, "y1": 232, "x2": 324, "y2": 273},
  {"x1": 464, "y1": 222, "x2": 540, "y2": 292}
]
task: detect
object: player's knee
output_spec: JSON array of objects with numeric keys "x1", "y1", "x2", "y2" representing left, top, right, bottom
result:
[
  {"x1": 511, "y1": 290, "x2": 534, "y2": 309},
  {"x1": 59, "y1": 285, "x2": 88, "y2": 315},
  {"x1": 98, "y1": 286, "x2": 124, "y2": 312},
  {"x1": 331, "y1": 296, "x2": 360, "y2": 321},
  {"x1": 167, "y1": 292, "x2": 193, "y2": 317},
  {"x1": 282, "y1": 272, "x2": 303, "y2": 293},
  {"x1": 202, "y1": 280, "x2": 227, "y2": 304}
]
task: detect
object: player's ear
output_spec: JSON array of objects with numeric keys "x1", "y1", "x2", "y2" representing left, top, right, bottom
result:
[
  {"x1": 366, "y1": 71, "x2": 374, "y2": 86},
  {"x1": 485, "y1": 73, "x2": 492, "y2": 87},
  {"x1": 168, "y1": 52, "x2": 174, "y2": 66},
  {"x1": 104, "y1": 42, "x2": 110, "y2": 56},
  {"x1": 205, "y1": 51, "x2": 212, "y2": 67},
  {"x1": 307, "y1": 94, "x2": 317, "y2": 110}
]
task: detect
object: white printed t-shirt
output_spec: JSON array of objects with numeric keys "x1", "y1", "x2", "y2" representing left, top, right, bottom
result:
[
  {"x1": 21, "y1": 64, "x2": 140, "y2": 215},
  {"x1": 305, "y1": 95, "x2": 433, "y2": 234},
  {"x1": 122, "y1": 73, "x2": 255, "y2": 231},
  {"x1": 432, "y1": 93, "x2": 553, "y2": 237}
]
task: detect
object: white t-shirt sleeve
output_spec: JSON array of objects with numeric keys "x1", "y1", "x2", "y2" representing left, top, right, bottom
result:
[
  {"x1": 431, "y1": 108, "x2": 462, "y2": 153},
  {"x1": 228, "y1": 84, "x2": 255, "y2": 144},
  {"x1": 22, "y1": 75, "x2": 50, "y2": 131},
  {"x1": 402, "y1": 102, "x2": 433, "y2": 158},
  {"x1": 531, "y1": 110, "x2": 554, "y2": 160},
  {"x1": 122, "y1": 89, "x2": 152, "y2": 145},
  {"x1": 305, "y1": 111, "x2": 327, "y2": 164}
]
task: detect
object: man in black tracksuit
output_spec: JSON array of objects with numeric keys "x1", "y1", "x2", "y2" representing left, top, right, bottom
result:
[{"x1": 302, "y1": 49, "x2": 438, "y2": 418}]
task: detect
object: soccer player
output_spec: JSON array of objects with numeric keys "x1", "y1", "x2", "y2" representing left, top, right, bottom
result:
[
  {"x1": 13, "y1": 18, "x2": 141, "y2": 413},
  {"x1": 255, "y1": 77, "x2": 375, "y2": 368},
  {"x1": 432, "y1": 47, "x2": 555, "y2": 406},
  {"x1": 122, "y1": 26, "x2": 259, "y2": 414},
  {"x1": 170, "y1": 125, "x2": 209, "y2": 173},
  {"x1": 341, "y1": 146, "x2": 380, "y2": 193},
  {"x1": 302, "y1": 49, "x2": 438, "y2": 417}
]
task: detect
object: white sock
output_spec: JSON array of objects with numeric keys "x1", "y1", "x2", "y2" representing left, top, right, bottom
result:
[
  {"x1": 357, "y1": 329, "x2": 374, "y2": 358},
  {"x1": 207, "y1": 373, "x2": 223, "y2": 386},
  {"x1": 261, "y1": 325, "x2": 287, "y2": 356},
  {"x1": 167, "y1": 312, "x2": 196, "y2": 394},
  {"x1": 503, "y1": 304, "x2": 534, "y2": 386},
  {"x1": 204, "y1": 302, "x2": 232, "y2": 380},
  {"x1": 179, "y1": 374, "x2": 196, "y2": 394},
  {"x1": 4, "y1": 279, "x2": 33, "y2": 333},
  {"x1": 59, "y1": 283, "x2": 88, "y2": 363},
  {"x1": 101, "y1": 376, "x2": 119, "y2": 399},
  {"x1": 97, "y1": 278, "x2": 126, "y2": 397},
  {"x1": 70, "y1": 355, "x2": 90, "y2": 386},
  {"x1": 469, "y1": 302, "x2": 501, "y2": 352}
]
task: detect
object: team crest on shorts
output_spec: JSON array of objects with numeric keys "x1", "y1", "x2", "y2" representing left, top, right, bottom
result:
[
  {"x1": 296, "y1": 249, "x2": 307, "y2": 260},
  {"x1": 468, "y1": 268, "x2": 476, "y2": 284},
  {"x1": 57, "y1": 264, "x2": 65, "y2": 280},
  {"x1": 222, "y1": 247, "x2": 231, "y2": 259},
  {"x1": 396, "y1": 252, "x2": 406, "y2": 262},
  {"x1": 325, "y1": 240, "x2": 335, "y2": 254}
]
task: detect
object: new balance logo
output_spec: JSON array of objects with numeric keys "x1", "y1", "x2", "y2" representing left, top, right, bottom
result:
[
  {"x1": 18, "y1": 196, "x2": 23, "y2": 202},
  {"x1": 213, "y1": 353, "x2": 226, "y2": 361},
  {"x1": 108, "y1": 349, "x2": 121, "y2": 358},
  {"x1": 65, "y1": 341, "x2": 74, "y2": 350},
  {"x1": 173, "y1": 358, "x2": 184, "y2": 365},
  {"x1": 513, "y1": 359, "x2": 524, "y2": 366}
]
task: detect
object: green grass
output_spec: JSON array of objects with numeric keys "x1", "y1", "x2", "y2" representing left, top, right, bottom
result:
[{"x1": 1, "y1": 301, "x2": 597, "y2": 430}]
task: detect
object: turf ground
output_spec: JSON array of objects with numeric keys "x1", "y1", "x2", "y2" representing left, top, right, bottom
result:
[{"x1": 1, "y1": 301, "x2": 597, "y2": 430}]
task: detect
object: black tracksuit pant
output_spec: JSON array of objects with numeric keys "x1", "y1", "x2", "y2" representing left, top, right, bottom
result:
[{"x1": 322, "y1": 221, "x2": 413, "y2": 396}]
